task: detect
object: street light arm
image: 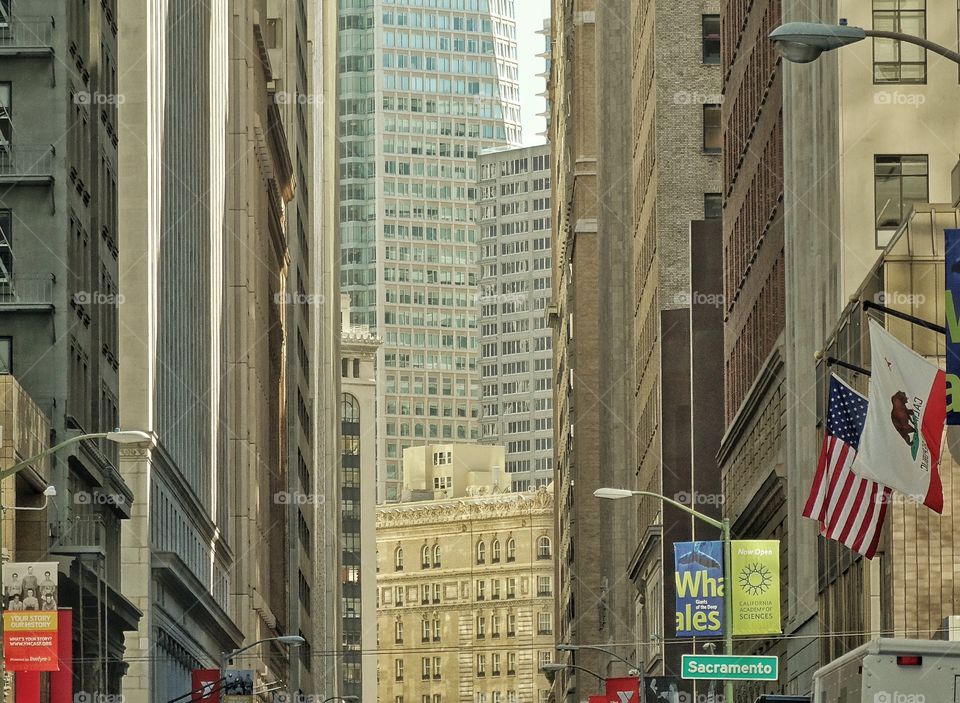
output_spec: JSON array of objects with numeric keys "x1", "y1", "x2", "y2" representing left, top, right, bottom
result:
[
  {"x1": 863, "y1": 29, "x2": 960, "y2": 66},
  {"x1": 628, "y1": 490, "x2": 724, "y2": 530},
  {"x1": 563, "y1": 663, "x2": 605, "y2": 682},
  {"x1": 557, "y1": 644, "x2": 641, "y2": 671},
  {"x1": 0, "y1": 432, "x2": 111, "y2": 481}
]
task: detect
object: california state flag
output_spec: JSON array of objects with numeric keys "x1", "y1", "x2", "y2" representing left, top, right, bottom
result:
[{"x1": 851, "y1": 320, "x2": 945, "y2": 513}]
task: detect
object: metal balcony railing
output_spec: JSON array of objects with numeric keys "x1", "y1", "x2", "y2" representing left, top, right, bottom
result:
[
  {"x1": 0, "y1": 146, "x2": 55, "y2": 181},
  {"x1": 0, "y1": 273, "x2": 54, "y2": 307},
  {"x1": 0, "y1": 17, "x2": 55, "y2": 53},
  {"x1": 50, "y1": 515, "x2": 106, "y2": 556}
]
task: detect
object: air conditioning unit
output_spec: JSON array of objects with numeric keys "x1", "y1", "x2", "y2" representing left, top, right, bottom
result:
[{"x1": 935, "y1": 615, "x2": 960, "y2": 641}]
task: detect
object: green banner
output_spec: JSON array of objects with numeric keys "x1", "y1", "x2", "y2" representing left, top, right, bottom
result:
[{"x1": 730, "y1": 540, "x2": 781, "y2": 635}]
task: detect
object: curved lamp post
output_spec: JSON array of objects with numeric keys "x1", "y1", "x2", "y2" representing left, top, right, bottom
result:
[
  {"x1": 540, "y1": 662, "x2": 605, "y2": 684},
  {"x1": 555, "y1": 643, "x2": 641, "y2": 675},
  {"x1": 221, "y1": 634, "x2": 306, "y2": 670},
  {"x1": 769, "y1": 21, "x2": 960, "y2": 66},
  {"x1": 594, "y1": 488, "x2": 730, "y2": 702}
]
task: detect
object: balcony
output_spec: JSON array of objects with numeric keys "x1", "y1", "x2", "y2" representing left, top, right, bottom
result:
[
  {"x1": 0, "y1": 273, "x2": 54, "y2": 310},
  {"x1": 49, "y1": 515, "x2": 107, "y2": 558},
  {"x1": 0, "y1": 17, "x2": 55, "y2": 56},
  {"x1": 0, "y1": 146, "x2": 56, "y2": 184}
]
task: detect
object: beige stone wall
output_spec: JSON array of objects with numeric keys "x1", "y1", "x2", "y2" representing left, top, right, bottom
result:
[{"x1": 377, "y1": 489, "x2": 555, "y2": 703}]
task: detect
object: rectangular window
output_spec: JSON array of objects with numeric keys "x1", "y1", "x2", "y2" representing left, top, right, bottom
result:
[
  {"x1": 537, "y1": 612, "x2": 553, "y2": 635},
  {"x1": 476, "y1": 654, "x2": 486, "y2": 676},
  {"x1": 395, "y1": 659, "x2": 404, "y2": 682},
  {"x1": 702, "y1": 104, "x2": 722, "y2": 153},
  {"x1": 874, "y1": 154, "x2": 928, "y2": 247},
  {"x1": 704, "y1": 193, "x2": 722, "y2": 220},
  {"x1": 0, "y1": 1, "x2": 9, "y2": 26},
  {"x1": 874, "y1": 0, "x2": 926, "y2": 83},
  {"x1": 0, "y1": 337, "x2": 11, "y2": 374},
  {"x1": 0, "y1": 209, "x2": 11, "y2": 280},
  {"x1": 0, "y1": 83, "x2": 10, "y2": 146},
  {"x1": 702, "y1": 15, "x2": 721, "y2": 64}
]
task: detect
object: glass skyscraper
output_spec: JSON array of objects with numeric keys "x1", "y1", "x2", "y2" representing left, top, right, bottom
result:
[{"x1": 337, "y1": 0, "x2": 521, "y2": 502}]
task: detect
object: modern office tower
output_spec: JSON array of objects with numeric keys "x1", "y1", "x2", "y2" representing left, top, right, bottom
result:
[
  {"x1": 336, "y1": 0, "x2": 522, "y2": 503},
  {"x1": 0, "y1": 1, "x2": 140, "y2": 696},
  {"x1": 376, "y1": 472, "x2": 555, "y2": 703},
  {"x1": 339, "y1": 297, "x2": 381, "y2": 702},
  {"x1": 476, "y1": 143, "x2": 553, "y2": 492},
  {"x1": 623, "y1": 0, "x2": 724, "y2": 688},
  {"x1": 548, "y1": 0, "x2": 637, "y2": 700},
  {"x1": 117, "y1": 1, "x2": 336, "y2": 699}
]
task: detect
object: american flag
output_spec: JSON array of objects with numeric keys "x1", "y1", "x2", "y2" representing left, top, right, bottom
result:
[{"x1": 803, "y1": 374, "x2": 891, "y2": 559}]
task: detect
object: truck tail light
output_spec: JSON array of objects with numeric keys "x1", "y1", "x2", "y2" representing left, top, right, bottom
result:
[{"x1": 896, "y1": 655, "x2": 923, "y2": 666}]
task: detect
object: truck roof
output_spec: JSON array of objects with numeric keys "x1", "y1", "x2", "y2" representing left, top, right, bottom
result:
[{"x1": 816, "y1": 637, "x2": 960, "y2": 676}]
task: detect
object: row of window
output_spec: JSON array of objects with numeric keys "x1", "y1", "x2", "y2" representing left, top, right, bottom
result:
[{"x1": 392, "y1": 536, "x2": 550, "y2": 570}]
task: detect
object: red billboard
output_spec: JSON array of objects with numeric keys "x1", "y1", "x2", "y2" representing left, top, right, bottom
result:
[
  {"x1": 3, "y1": 610, "x2": 58, "y2": 671},
  {"x1": 191, "y1": 669, "x2": 222, "y2": 703},
  {"x1": 605, "y1": 676, "x2": 641, "y2": 703}
]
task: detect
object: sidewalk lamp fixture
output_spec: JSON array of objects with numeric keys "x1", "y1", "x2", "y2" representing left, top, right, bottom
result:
[
  {"x1": 540, "y1": 662, "x2": 605, "y2": 683},
  {"x1": 594, "y1": 487, "x2": 731, "y2": 702},
  {"x1": 555, "y1": 643, "x2": 641, "y2": 674},
  {"x1": 1, "y1": 429, "x2": 153, "y2": 481},
  {"x1": 221, "y1": 634, "x2": 305, "y2": 671},
  {"x1": 769, "y1": 21, "x2": 960, "y2": 66}
]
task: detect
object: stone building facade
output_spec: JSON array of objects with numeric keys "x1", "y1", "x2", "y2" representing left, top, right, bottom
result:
[{"x1": 377, "y1": 486, "x2": 556, "y2": 703}]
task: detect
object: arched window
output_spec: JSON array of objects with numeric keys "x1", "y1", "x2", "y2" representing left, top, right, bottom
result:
[
  {"x1": 476, "y1": 540, "x2": 486, "y2": 564},
  {"x1": 395, "y1": 546, "x2": 404, "y2": 571},
  {"x1": 492, "y1": 539, "x2": 501, "y2": 563},
  {"x1": 433, "y1": 544, "x2": 441, "y2": 567},
  {"x1": 506, "y1": 538, "x2": 516, "y2": 562},
  {"x1": 421, "y1": 545, "x2": 430, "y2": 568},
  {"x1": 341, "y1": 393, "x2": 360, "y2": 423},
  {"x1": 537, "y1": 536, "x2": 552, "y2": 559}
]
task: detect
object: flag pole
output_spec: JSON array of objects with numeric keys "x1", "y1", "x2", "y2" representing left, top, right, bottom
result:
[
  {"x1": 824, "y1": 356, "x2": 871, "y2": 377},
  {"x1": 862, "y1": 300, "x2": 946, "y2": 335}
]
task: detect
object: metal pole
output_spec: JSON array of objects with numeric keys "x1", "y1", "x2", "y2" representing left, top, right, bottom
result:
[
  {"x1": 862, "y1": 29, "x2": 960, "y2": 66},
  {"x1": 722, "y1": 519, "x2": 733, "y2": 703}
]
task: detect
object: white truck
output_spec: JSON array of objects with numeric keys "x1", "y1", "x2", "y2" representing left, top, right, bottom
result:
[{"x1": 812, "y1": 637, "x2": 960, "y2": 703}]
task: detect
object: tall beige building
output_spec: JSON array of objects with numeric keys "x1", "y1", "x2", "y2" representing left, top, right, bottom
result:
[
  {"x1": 377, "y1": 472, "x2": 555, "y2": 703},
  {"x1": 116, "y1": 0, "x2": 339, "y2": 698}
]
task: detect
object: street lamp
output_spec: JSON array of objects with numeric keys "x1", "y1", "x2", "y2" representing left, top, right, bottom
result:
[
  {"x1": 769, "y1": 21, "x2": 960, "y2": 66},
  {"x1": 1, "y1": 429, "x2": 153, "y2": 481},
  {"x1": 221, "y1": 634, "x2": 306, "y2": 669},
  {"x1": 540, "y1": 662, "x2": 605, "y2": 683},
  {"x1": 555, "y1": 643, "x2": 641, "y2": 675},
  {"x1": 1, "y1": 430, "x2": 152, "y2": 553},
  {"x1": 593, "y1": 488, "x2": 731, "y2": 703}
]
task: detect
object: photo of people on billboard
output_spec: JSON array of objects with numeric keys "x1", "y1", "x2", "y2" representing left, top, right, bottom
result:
[{"x1": 3, "y1": 562, "x2": 58, "y2": 611}]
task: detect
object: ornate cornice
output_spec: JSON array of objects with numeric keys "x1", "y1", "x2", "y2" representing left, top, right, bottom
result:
[{"x1": 376, "y1": 488, "x2": 553, "y2": 529}]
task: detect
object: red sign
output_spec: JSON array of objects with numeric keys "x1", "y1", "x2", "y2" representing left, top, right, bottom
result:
[
  {"x1": 3, "y1": 610, "x2": 58, "y2": 671},
  {"x1": 589, "y1": 696, "x2": 609, "y2": 703},
  {"x1": 192, "y1": 669, "x2": 222, "y2": 703},
  {"x1": 605, "y1": 676, "x2": 641, "y2": 703}
]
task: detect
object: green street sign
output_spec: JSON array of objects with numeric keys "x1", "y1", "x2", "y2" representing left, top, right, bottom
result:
[{"x1": 681, "y1": 654, "x2": 779, "y2": 681}]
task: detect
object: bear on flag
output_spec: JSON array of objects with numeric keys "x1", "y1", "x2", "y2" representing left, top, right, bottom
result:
[{"x1": 851, "y1": 320, "x2": 946, "y2": 513}]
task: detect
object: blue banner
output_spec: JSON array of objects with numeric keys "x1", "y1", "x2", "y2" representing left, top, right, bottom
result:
[
  {"x1": 946, "y1": 229, "x2": 960, "y2": 425},
  {"x1": 674, "y1": 540, "x2": 724, "y2": 637}
]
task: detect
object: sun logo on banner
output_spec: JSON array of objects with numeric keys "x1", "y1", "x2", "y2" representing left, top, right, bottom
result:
[{"x1": 738, "y1": 562, "x2": 773, "y2": 596}]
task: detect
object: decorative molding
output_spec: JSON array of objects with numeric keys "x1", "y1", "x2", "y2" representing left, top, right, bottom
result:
[{"x1": 376, "y1": 488, "x2": 553, "y2": 529}]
